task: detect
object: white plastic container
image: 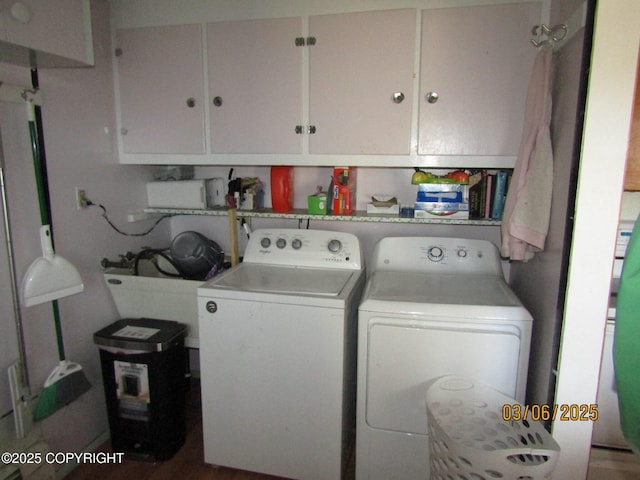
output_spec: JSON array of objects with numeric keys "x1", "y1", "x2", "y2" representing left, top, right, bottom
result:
[{"x1": 147, "y1": 180, "x2": 207, "y2": 209}]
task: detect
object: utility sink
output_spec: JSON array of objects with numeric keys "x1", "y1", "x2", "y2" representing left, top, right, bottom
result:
[{"x1": 103, "y1": 267, "x2": 203, "y2": 348}]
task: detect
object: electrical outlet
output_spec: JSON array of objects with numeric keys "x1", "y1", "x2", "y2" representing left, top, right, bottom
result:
[{"x1": 75, "y1": 187, "x2": 88, "y2": 209}]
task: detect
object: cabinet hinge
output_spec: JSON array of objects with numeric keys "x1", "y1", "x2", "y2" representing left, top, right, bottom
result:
[
  {"x1": 295, "y1": 37, "x2": 317, "y2": 47},
  {"x1": 294, "y1": 125, "x2": 316, "y2": 134}
]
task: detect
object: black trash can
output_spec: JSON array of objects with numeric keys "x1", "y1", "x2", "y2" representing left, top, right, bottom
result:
[{"x1": 94, "y1": 318, "x2": 187, "y2": 461}]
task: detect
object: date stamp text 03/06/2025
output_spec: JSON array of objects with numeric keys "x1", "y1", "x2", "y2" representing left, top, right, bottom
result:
[{"x1": 502, "y1": 404, "x2": 599, "y2": 422}]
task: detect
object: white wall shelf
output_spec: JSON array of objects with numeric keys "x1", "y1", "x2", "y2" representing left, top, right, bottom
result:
[{"x1": 144, "y1": 207, "x2": 501, "y2": 225}]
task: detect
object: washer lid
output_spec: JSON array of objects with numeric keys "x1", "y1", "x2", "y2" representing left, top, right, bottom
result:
[
  {"x1": 207, "y1": 263, "x2": 356, "y2": 296},
  {"x1": 364, "y1": 271, "x2": 522, "y2": 307}
]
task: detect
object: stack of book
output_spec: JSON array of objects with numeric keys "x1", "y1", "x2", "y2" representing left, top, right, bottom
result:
[{"x1": 468, "y1": 170, "x2": 513, "y2": 220}]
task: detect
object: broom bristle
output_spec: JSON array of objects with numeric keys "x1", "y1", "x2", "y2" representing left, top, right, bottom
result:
[
  {"x1": 33, "y1": 384, "x2": 59, "y2": 422},
  {"x1": 33, "y1": 370, "x2": 91, "y2": 422},
  {"x1": 55, "y1": 370, "x2": 91, "y2": 406}
]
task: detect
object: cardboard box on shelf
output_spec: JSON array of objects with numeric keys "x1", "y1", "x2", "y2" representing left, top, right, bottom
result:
[
  {"x1": 414, "y1": 178, "x2": 469, "y2": 218},
  {"x1": 308, "y1": 192, "x2": 328, "y2": 215},
  {"x1": 414, "y1": 209, "x2": 470, "y2": 220},
  {"x1": 366, "y1": 203, "x2": 400, "y2": 215}
]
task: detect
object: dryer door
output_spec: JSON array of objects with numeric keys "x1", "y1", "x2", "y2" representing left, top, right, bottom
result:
[{"x1": 365, "y1": 317, "x2": 522, "y2": 435}]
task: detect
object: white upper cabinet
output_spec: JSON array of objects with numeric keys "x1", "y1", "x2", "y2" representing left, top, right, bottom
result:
[
  {"x1": 207, "y1": 17, "x2": 303, "y2": 154},
  {"x1": 0, "y1": 0, "x2": 93, "y2": 67},
  {"x1": 115, "y1": 24, "x2": 205, "y2": 154},
  {"x1": 111, "y1": 2, "x2": 542, "y2": 166},
  {"x1": 418, "y1": 3, "x2": 540, "y2": 156},
  {"x1": 308, "y1": 9, "x2": 416, "y2": 155}
]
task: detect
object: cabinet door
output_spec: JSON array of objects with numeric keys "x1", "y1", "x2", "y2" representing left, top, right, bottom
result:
[
  {"x1": 115, "y1": 24, "x2": 205, "y2": 154},
  {"x1": 208, "y1": 17, "x2": 303, "y2": 154},
  {"x1": 1, "y1": 0, "x2": 93, "y2": 66},
  {"x1": 309, "y1": 9, "x2": 415, "y2": 155},
  {"x1": 418, "y1": 3, "x2": 540, "y2": 155}
]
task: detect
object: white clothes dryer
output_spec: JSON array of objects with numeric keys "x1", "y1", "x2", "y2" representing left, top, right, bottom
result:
[
  {"x1": 356, "y1": 237, "x2": 532, "y2": 480},
  {"x1": 198, "y1": 228, "x2": 365, "y2": 480}
]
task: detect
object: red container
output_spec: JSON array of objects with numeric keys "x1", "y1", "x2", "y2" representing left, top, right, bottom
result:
[
  {"x1": 332, "y1": 167, "x2": 357, "y2": 215},
  {"x1": 270, "y1": 166, "x2": 294, "y2": 213}
]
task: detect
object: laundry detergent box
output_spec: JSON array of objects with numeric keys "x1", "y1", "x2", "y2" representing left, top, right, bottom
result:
[{"x1": 332, "y1": 167, "x2": 357, "y2": 215}]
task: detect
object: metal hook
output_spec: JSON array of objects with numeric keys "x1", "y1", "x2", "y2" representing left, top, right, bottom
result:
[
  {"x1": 19, "y1": 87, "x2": 38, "y2": 101},
  {"x1": 530, "y1": 23, "x2": 568, "y2": 48},
  {"x1": 549, "y1": 24, "x2": 568, "y2": 43}
]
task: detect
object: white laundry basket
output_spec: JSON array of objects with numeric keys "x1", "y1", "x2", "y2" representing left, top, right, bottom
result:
[{"x1": 426, "y1": 376, "x2": 560, "y2": 480}]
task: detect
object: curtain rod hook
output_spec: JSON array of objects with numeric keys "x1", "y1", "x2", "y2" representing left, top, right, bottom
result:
[{"x1": 551, "y1": 24, "x2": 568, "y2": 42}]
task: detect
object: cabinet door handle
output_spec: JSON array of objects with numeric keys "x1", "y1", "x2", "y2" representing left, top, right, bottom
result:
[
  {"x1": 392, "y1": 92, "x2": 405, "y2": 104},
  {"x1": 213, "y1": 96, "x2": 223, "y2": 107},
  {"x1": 186, "y1": 97, "x2": 196, "y2": 108},
  {"x1": 308, "y1": 125, "x2": 317, "y2": 134},
  {"x1": 425, "y1": 91, "x2": 439, "y2": 104}
]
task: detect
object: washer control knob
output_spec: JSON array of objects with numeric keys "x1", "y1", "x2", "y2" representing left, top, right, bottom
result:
[
  {"x1": 276, "y1": 238, "x2": 287, "y2": 249},
  {"x1": 328, "y1": 239, "x2": 342, "y2": 253},
  {"x1": 427, "y1": 246, "x2": 444, "y2": 262},
  {"x1": 457, "y1": 248, "x2": 467, "y2": 258},
  {"x1": 260, "y1": 237, "x2": 271, "y2": 248},
  {"x1": 205, "y1": 301, "x2": 217, "y2": 314},
  {"x1": 292, "y1": 238, "x2": 302, "y2": 250}
]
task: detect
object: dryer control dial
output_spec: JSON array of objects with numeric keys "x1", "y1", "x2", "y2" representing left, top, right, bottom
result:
[
  {"x1": 457, "y1": 248, "x2": 468, "y2": 258},
  {"x1": 260, "y1": 237, "x2": 271, "y2": 248},
  {"x1": 328, "y1": 239, "x2": 342, "y2": 253},
  {"x1": 276, "y1": 238, "x2": 287, "y2": 249},
  {"x1": 427, "y1": 246, "x2": 444, "y2": 262},
  {"x1": 291, "y1": 238, "x2": 302, "y2": 250}
]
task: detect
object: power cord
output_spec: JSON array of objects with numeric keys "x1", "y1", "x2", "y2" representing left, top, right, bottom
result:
[{"x1": 86, "y1": 200, "x2": 173, "y2": 237}]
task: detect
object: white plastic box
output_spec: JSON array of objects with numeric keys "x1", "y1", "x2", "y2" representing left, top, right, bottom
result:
[{"x1": 147, "y1": 180, "x2": 207, "y2": 209}]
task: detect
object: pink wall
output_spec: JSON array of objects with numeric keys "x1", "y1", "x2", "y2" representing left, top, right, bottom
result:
[
  {"x1": 0, "y1": 0, "x2": 169, "y2": 463},
  {"x1": 0, "y1": 0, "x2": 508, "y2": 465}
]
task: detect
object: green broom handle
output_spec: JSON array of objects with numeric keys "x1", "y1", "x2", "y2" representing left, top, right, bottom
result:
[
  {"x1": 27, "y1": 119, "x2": 49, "y2": 226},
  {"x1": 49, "y1": 302, "x2": 66, "y2": 362},
  {"x1": 26, "y1": 99, "x2": 67, "y2": 362}
]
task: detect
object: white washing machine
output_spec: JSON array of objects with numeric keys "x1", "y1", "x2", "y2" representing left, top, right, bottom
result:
[
  {"x1": 198, "y1": 228, "x2": 365, "y2": 480},
  {"x1": 356, "y1": 237, "x2": 532, "y2": 480}
]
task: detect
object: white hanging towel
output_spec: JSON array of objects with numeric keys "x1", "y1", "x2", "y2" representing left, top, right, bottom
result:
[{"x1": 501, "y1": 45, "x2": 554, "y2": 261}]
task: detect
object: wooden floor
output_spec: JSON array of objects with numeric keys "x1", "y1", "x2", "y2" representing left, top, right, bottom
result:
[
  {"x1": 64, "y1": 379, "x2": 355, "y2": 480},
  {"x1": 587, "y1": 447, "x2": 640, "y2": 480}
]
